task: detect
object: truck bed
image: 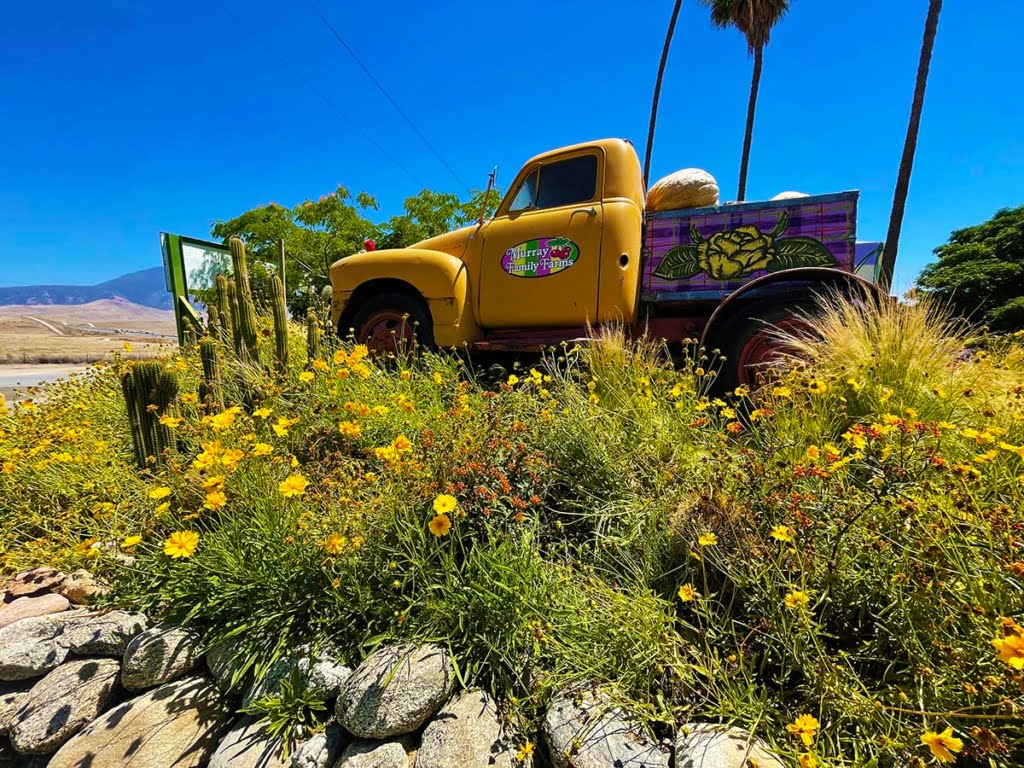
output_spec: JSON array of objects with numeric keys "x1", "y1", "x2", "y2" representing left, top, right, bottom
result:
[{"x1": 642, "y1": 191, "x2": 871, "y2": 302}]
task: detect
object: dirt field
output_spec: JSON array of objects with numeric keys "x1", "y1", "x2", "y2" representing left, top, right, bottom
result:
[{"x1": 0, "y1": 299, "x2": 177, "y2": 365}]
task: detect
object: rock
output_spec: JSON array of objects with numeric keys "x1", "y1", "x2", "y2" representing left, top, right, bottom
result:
[
  {"x1": 292, "y1": 723, "x2": 345, "y2": 768},
  {"x1": 675, "y1": 724, "x2": 783, "y2": 768},
  {"x1": 0, "y1": 568, "x2": 66, "y2": 602},
  {"x1": 209, "y1": 715, "x2": 288, "y2": 768},
  {"x1": 415, "y1": 690, "x2": 513, "y2": 768},
  {"x1": 122, "y1": 623, "x2": 201, "y2": 691},
  {"x1": 647, "y1": 169, "x2": 719, "y2": 212},
  {"x1": 57, "y1": 569, "x2": 109, "y2": 605},
  {"x1": 299, "y1": 651, "x2": 352, "y2": 701},
  {"x1": 337, "y1": 643, "x2": 454, "y2": 739},
  {"x1": 0, "y1": 693, "x2": 26, "y2": 736},
  {"x1": 770, "y1": 191, "x2": 810, "y2": 201},
  {"x1": 0, "y1": 593, "x2": 69, "y2": 630},
  {"x1": 207, "y1": 639, "x2": 244, "y2": 692},
  {"x1": 243, "y1": 656, "x2": 295, "y2": 709},
  {"x1": 0, "y1": 613, "x2": 75, "y2": 680},
  {"x1": 544, "y1": 690, "x2": 668, "y2": 768},
  {"x1": 64, "y1": 609, "x2": 147, "y2": 656},
  {"x1": 48, "y1": 676, "x2": 233, "y2": 768},
  {"x1": 335, "y1": 738, "x2": 412, "y2": 768},
  {"x1": 8, "y1": 658, "x2": 121, "y2": 755},
  {"x1": 0, "y1": 739, "x2": 48, "y2": 768}
]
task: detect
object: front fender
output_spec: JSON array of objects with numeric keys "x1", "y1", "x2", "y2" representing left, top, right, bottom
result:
[{"x1": 329, "y1": 249, "x2": 481, "y2": 346}]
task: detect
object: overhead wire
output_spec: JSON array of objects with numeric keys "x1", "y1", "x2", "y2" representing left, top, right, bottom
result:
[
  {"x1": 307, "y1": 2, "x2": 472, "y2": 193},
  {"x1": 219, "y1": 2, "x2": 424, "y2": 186}
]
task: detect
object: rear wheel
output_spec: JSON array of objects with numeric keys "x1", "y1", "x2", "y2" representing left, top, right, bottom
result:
[
  {"x1": 713, "y1": 301, "x2": 815, "y2": 393},
  {"x1": 347, "y1": 292, "x2": 433, "y2": 356}
]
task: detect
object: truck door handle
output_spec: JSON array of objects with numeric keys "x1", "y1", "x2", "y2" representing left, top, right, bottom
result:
[{"x1": 571, "y1": 207, "x2": 597, "y2": 218}]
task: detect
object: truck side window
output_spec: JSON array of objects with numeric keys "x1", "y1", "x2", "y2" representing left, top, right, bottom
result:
[
  {"x1": 536, "y1": 155, "x2": 597, "y2": 209},
  {"x1": 508, "y1": 170, "x2": 539, "y2": 211}
]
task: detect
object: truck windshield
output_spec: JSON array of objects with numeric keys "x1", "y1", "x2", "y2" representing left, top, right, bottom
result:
[{"x1": 508, "y1": 170, "x2": 538, "y2": 211}]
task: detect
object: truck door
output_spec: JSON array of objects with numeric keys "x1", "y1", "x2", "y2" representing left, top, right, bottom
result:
[{"x1": 477, "y1": 150, "x2": 603, "y2": 329}]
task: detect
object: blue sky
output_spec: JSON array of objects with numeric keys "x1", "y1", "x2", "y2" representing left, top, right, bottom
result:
[{"x1": 1, "y1": 1, "x2": 1021, "y2": 294}]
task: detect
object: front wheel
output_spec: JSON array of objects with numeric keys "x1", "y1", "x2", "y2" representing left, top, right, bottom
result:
[{"x1": 347, "y1": 292, "x2": 434, "y2": 356}]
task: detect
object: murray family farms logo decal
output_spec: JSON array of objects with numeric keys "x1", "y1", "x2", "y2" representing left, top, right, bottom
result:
[
  {"x1": 501, "y1": 237, "x2": 579, "y2": 278},
  {"x1": 653, "y1": 212, "x2": 835, "y2": 282}
]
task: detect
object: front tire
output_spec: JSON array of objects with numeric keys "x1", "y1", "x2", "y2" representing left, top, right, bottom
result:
[{"x1": 346, "y1": 292, "x2": 434, "y2": 356}]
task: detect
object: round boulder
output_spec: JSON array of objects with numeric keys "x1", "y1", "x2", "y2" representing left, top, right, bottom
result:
[
  {"x1": 121, "y1": 624, "x2": 201, "y2": 691},
  {"x1": 9, "y1": 658, "x2": 121, "y2": 755},
  {"x1": 416, "y1": 689, "x2": 515, "y2": 768},
  {"x1": 675, "y1": 723, "x2": 783, "y2": 768},
  {"x1": 336, "y1": 643, "x2": 454, "y2": 739}
]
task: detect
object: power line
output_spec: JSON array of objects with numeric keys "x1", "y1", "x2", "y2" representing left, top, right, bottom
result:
[
  {"x1": 307, "y1": 2, "x2": 472, "y2": 192},
  {"x1": 220, "y1": 3, "x2": 423, "y2": 186}
]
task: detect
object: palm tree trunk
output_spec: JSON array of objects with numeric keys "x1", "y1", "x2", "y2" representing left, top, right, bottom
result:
[
  {"x1": 879, "y1": 0, "x2": 943, "y2": 292},
  {"x1": 643, "y1": 0, "x2": 684, "y2": 192},
  {"x1": 736, "y1": 45, "x2": 762, "y2": 202}
]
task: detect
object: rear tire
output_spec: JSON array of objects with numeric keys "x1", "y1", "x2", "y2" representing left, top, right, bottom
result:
[
  {"x1": 346, "y1": 292, "x2": 434, "y2": 356},
  {"x1": 712, "y1": 300, "x2": 816, "y2": 394}
]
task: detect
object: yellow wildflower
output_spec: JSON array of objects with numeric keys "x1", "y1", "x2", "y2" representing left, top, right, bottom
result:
[
  {"x1": 279, "y1": 474, "x2": 309, "y2": 498},
  {"x1": 202, "y1": 475, "x2": 225, "y2": 489},
  {"x1": 798, "y1": 753, "x2": 818, "y2": 768},
  {"x1": 433, "y1": 494, "x2": 458, "y2": 514},
  {"x1": 333, "y1": 349, "x2": 348, "y2": 365},
  {"x1": 163, "y1": 530, "x2": 199, "y2": 558},
  {"x1": 322, "y1": 533, "x2": 347, "y2": 554},
  {"x1": 298, "y1": 371, "x2": 314, "y2": 383},
  {"x1": 770, "y1": 525, "x2": 795, "y2": 542},
  {"x1": 253, "y1": 407, "x2": 272, "y2": 419},
  {"x1": 220, "y1": 448, "x2": 244, "y2": 470},
  {"x1": 400, "y1": 370, "x2": 411, "y2": 381},
  {"x1": 515, "y1": 741, "x2": 534, "y2": 762},
  {"x1": 785, "y1": 590, "x2": 810, "y2": 609},
  {"x1": 120, "y1": 535, "x2": 142, "y2": 549},
  {"x1": 697, "y1": 532, "x2": 718, "y2": 547},
  {"x1": 677, "y1": 584, "x2": 696, "y2": 602},
  {"x1": 992, "y1": 634, "x2": 1024, "y2": 670},
  {"x1": 273, "y1": 416, "x2": 300, "y2": 437},
  {"x1": 429, "y1": 513, "x2": 452, "y2": 537},
  {"x1": 807, "y1": 380, "x2": 827, "y2": 395},
  {"x1": 338, "y1": 421, "x2": 362, "y2": 438},
  {"x1": 920, "y1": 727, "x2": 963, "y2": 764},
  {"x1": 149, "y1": 486, "x2": 172, "y2": 500},
  {"x1": 786, "y1": 714, "x2": 820, "y2": 747},
  {"x1": 159, "y1": 415, "x2": 182, "y2": 428},
  {"x1": 204, "y1": 489, "x2": 227, "y2": 510},
  {"x1": 252, "y1": 442, "x2": 273, "y2": 456},
  {"x1": 772, "y1": 386, "x2": 791, "y2": 398}
]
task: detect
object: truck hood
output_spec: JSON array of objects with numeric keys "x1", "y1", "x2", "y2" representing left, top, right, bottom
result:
[{"x1": 411, "y1": 223, "x2": 480, "y2": 260}]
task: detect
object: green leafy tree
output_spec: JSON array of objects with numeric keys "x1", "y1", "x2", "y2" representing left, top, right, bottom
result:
[
  {"x1": 699, "y1": 0, "x2": 790, "y2": 201},
  {"x1": 212, "y1": 188, "x2": 378, "y2": 317},
  {"x1": 377, "y1": 186, "x2": 501, "y2": 250},
  {"x1": 917, "y1": 205, "x2": 1024, "y2": 331}
]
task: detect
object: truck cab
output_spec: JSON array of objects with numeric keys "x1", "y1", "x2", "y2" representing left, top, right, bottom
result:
[{"x1": 330, "y1": 138, "x2": 644, "y2": 350}]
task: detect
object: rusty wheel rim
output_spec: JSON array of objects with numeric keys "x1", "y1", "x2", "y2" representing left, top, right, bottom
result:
[
  {"x1": 735, "y1": 316, "x2": 809, "y2": 388},
  {"x1": 359, "y1": 310, "x2": 415, "y2": 356}
]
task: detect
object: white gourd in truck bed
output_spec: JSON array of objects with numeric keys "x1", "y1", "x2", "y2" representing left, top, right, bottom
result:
[{"x1": 646, "y1": 168, "x2": 719, "y2": 211}]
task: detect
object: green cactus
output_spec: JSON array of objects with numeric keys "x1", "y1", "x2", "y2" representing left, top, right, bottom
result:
[
  {"x1": 183, "y1": 322, "x2": 198, "y2": 348},
  {"x1": 269, "y1": 272, "x2": 289, "y2": 371},
  {"x1": 215, "y1": 274, "x2": 234, "y2": 344},
  {"x1": 121, "y1": 362, "x2": 179, "y2": 469},
  {"x1": 199, "y1": 338, "x2": 222, "y2": 406},
  {"x1": 306, "y1": 309, "x2": 321, "y2": 362},
  {"x1": 229, "y1": 238, "x2": 260, "y2": 364},
  {"x1": 226, "y1": 277, "x2": 244, "y2": 360},
  {"x1": 207, "y1": 304, "x2": 220, "y2": 336}
]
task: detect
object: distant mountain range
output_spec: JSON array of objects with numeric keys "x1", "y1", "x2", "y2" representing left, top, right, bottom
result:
[{"x1": 0, "y1": 267, "x2": 170, "y2": 310}]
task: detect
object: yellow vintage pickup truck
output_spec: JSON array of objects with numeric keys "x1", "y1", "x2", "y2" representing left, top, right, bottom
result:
[{"x1": 329, "y1": 138, "x2": 882, "y2": 389}]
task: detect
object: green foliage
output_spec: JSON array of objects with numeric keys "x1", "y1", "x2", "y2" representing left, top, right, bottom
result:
[
  {"x1": 243, "y1": 664, "x2": 327, "y2": 760},
  {"x1": 211, "y1": 184, "x2": 499, "y2": 317},
  {"x1": 918, "y1": 205, "x2": 1024, "y2": 331}
]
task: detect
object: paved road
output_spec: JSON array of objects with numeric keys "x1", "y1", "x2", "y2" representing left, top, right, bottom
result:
[{"x1": 0, "y1": 364, "x2": 91, "y2": 400}]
